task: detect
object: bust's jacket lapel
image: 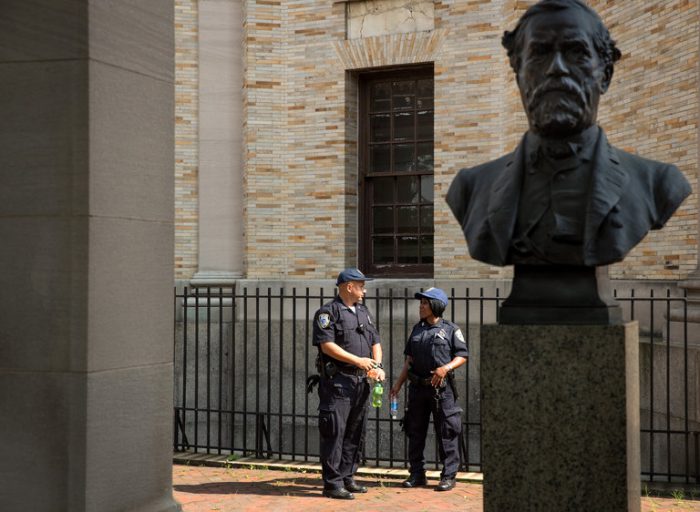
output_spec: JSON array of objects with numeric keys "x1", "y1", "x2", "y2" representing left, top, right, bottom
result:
[
  {"x1": 583, "y1": 131, "x2": 629, "y2": 254},
  {"x1": 487, "y1": 139, "x2": 526, "y2": 265}
]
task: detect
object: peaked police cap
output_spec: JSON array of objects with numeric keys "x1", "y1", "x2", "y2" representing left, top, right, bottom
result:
[
  {"x1": 414, "y1": 287, "x2": 449, "y2": 307},
  {"x1": 336, "y1": 268, "x2": 373, "y2": 286}
]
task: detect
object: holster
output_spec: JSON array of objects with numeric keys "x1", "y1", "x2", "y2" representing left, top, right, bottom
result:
[
  {"x1": 315, "y1": 352, "x2": 338, "y2": 379},
  {"x1": 447, "y1": 372, "x2": 459, "y2": 400}
]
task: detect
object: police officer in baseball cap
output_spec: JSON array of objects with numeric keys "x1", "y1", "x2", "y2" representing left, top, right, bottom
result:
[
  {"x1": 312, "y1": 268, "x2": 385, "y2": 499},
  {"x1": 390, "y1": 287, "x2": 468, "y2": 491}
]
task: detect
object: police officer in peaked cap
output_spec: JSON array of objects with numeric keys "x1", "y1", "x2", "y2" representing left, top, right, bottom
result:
[
  {"x1": 390, "y1": 287, "x2": 468, "y2": 491},
  {"x1": 312, "y1": 268, "x2": 385, "y2": 500}
]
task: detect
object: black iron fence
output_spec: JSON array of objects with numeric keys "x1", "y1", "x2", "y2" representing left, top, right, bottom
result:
[{"x1": 173, "y1": 285, "x2": 699, "y2": 483}]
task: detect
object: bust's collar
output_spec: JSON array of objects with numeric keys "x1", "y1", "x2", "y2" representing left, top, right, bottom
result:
[{"x1": 526, "y1": 124, "x2": 600, "y2": 165}]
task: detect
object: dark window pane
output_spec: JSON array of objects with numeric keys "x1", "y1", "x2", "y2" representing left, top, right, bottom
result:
[
  {"x1": 393, "y1": 94, "x2": 414, "y2": 110},
  {"x1": 362, "y1": 70, "x2": 434, "y2": 274},
  {"x1": 393, "y1": 144, "x2": 414, "y2": 172},
  {"x1": 373, "y1": 237, "x2": 394, "y2": 264},
  {"x1": 420, "y1": 175, "x2": 434, "y2": 203},
  {"x1": 417, "y1": 78, "x2": 433, "y2": 97},
  {"x1": 370, "y1": 82, "x2": 391, "y2": 112},
  {"x1": 416, "y1": 97, "x2": 434, "y2": 109},
  {"x1": 420, "y1": 236, "x2": 434, "y2": 263},
  {"x1": 373, "y1": 177, "x2": 393, "y2": 203},
  {"x1": 393, "y1": 80, "x2": 415, "y2": 96},
  {"x1": 370, "y1": 114, "x2": 390, "y2": 142},
  {"x1": 416, "y1": 142, "x2": 433, "y2": 172},
  {"x1": 397, "y1": 237, "x2": 419, "y2": 263},
  {"x1": 373, "y1": 206, "x2": 393, "y2": 234},
  {"x1": 393, "y1": 78, "x2": 414, "y2": 110},
  {"x1": 416, "y1": 110, "x2": 433, "y2": 140},
  {"x1": 397, "y1": 206, "x2": 419, "y2": 233},
  {"x1": 420, "y1": 205, "x2": 434, "y2": 231},
  {"x1": 397, "y1": 176, "x2": 419, "y2": 204},
  {"x1": 370, "y1": 145, "x2": 390, "y2": 172},
  {"x1": 393, "y1": 112, "x2": 414, "y2": 140}
]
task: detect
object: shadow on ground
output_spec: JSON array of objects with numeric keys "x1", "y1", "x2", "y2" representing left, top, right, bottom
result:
[{"x1": 174, "y1": 476, "x2": 402, "y2": 498}]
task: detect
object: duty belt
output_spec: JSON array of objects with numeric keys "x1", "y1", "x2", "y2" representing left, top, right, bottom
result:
[
  {"x1": 338, "y1": 366, "x2": 367, "y2": 377},
  {"x1": 407, "y1": 370, "x2": 435, "y2": 386}
]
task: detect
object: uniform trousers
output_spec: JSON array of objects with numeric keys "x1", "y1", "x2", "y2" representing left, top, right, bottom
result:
[
  {"x1": 405, "y1": 382, "x2": 462, "y2": 478},
  {"x1": 318, "y1": 372, "x2": 370, "y2": 490}
]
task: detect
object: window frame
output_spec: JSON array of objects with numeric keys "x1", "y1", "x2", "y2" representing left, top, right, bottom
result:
[{"x1": 358, "y1": 65, "x2": 435, "y2": 278}]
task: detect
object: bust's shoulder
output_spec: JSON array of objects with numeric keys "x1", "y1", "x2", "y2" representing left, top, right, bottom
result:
[
  {"x1": 456, "y1": 151, "x2": 516, "y2": 179},
  {"x1": 610, "y1": 145, "x2": 676, "y2": 172},
  {"x1": 609, "y1": 145, "x2": 688, "y2": 196}
]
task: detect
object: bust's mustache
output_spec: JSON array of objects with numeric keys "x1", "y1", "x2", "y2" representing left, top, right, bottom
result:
[{"x1": 527, "y1": 77, "x2": 588, "y2": 113}]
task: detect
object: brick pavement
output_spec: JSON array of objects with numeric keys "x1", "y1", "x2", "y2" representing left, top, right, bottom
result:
[{"x1": 173, "y1": 464, "x2": 700, "y2": 512}]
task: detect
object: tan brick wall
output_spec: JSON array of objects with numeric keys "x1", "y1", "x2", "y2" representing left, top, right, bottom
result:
[
  {"x1": 591, "y1": 0, "x2": 699, "y2": 279},
  {"x1": 175, "y1": 0, "x2": 198, "y2": 280},
  {"x1": 176, "y1": 0, "x2": 699, "y2": 281}
]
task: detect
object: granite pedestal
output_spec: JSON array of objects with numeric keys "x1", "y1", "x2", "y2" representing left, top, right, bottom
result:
[{"x1": 481, "y1": 323, "x2": 640, "y2": 512}]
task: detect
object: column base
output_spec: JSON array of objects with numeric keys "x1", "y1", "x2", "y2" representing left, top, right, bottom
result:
[{"x1": 481, "y1": 322, "x2": 641, "y2": 511}]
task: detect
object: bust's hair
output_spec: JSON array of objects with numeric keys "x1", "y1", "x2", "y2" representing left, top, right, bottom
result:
[{"x1": 502, "y1": 0, "x2": 621, "y2": 76}]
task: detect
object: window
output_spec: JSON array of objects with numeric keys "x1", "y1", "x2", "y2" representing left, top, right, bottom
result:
[{"x1": 359, "y1": 67, "x2": 434, "y2": 276}]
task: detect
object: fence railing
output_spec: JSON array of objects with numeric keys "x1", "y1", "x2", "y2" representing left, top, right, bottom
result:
[{"x1": 173, "y1": 285, "x2": 699, "y2": 484}]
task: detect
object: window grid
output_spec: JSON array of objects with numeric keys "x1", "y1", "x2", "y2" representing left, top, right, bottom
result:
[{"x1": 359, "y1": 67, "x2": 434, "y2": 276}]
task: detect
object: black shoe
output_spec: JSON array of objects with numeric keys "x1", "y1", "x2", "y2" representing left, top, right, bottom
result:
[
  {"x1": 435, "y1": 477, "x2": 456, "y2": 491},
  {"x1": 323, "y1": 488, "x2": 355, "y2": 500},
  {"x1": 344, "y1": 479, "x2": 368, "y2": 493},
  {"x1": 402, "y1": 473, "x2": 427, "y2": 488}
]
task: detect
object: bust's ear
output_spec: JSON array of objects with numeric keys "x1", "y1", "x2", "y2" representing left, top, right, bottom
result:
[{"x1": 600, "y1": 65, "x2": 613, "y2": 94}]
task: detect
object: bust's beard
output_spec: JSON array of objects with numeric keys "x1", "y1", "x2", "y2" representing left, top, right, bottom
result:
[{"x1": 527, "y1": 91, "x2": 595, "y2": 138}]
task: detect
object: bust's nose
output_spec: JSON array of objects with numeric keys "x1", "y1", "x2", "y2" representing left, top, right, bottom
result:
[{"x1": 546, "y1": 51, "x2": 569, "y2": 77}]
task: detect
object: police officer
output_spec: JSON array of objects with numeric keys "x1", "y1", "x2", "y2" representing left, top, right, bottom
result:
[
  {"x1": 312, "y1": 268, "x2": 385, "y2": 500},
  {"x1": 390, "y1": 288, "x2": 468, "y2": 491}
]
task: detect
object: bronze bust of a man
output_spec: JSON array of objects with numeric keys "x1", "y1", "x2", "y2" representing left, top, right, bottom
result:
[{"x1": 446, "y1": 0, "x2": 691, "y2": 323}]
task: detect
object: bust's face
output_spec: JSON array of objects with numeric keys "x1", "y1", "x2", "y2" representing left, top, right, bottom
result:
[{"x1": 516, "y1": 8, "x2": 608, "y2": 138}]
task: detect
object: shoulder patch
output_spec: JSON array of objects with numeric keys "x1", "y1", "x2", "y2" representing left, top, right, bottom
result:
[
  {"x1": 455, "y1": 329, "x2": 465, "y2": 343},
  {"x1": 318, "y1": 313, "x2": 331, "y2": 329}
]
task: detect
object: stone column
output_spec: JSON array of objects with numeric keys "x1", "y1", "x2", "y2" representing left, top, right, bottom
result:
[
  {"x1": 0, "y1": 2, "x2": 180, "y2": 511},
  {"x1": 192, "y1": 0, "x2": 245, "y2": 287},
  {"x1": 481, "y1": 323, "x2": 641, "y2": 511}
]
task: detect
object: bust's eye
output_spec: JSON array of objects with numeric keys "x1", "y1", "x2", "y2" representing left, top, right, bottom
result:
[
  {"x1": 529, "y1": 43, "x2": 550, "y2": 57},
  {"x1": 566, "y1": 42, "x2": 590, "y2": 58}
]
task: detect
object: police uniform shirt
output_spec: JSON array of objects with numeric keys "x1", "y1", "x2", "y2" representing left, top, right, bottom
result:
[
  {"x1": 511, "y1": 125, "x2": 599, "y2": 265},
  {"x1": 312, "y1": 297, "x2": 380, "y2": 366},
  {"x1": 404, "y1": 319, "x2": 468, "y2": 378}
]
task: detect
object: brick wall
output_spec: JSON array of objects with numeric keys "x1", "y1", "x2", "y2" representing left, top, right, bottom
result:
[
  {"x1": 591, "y1": 0, "x2": 699, "y2": 279},
  {"x1": 175, "y1": 0, "x2": 698, "y2": 281},
  {"x1": 175, "y1": 0, "x2": 198, "y2": 279}
]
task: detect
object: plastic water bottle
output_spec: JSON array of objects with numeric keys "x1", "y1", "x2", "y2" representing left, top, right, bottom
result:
[
  {"x1": 371, "y1": 381, "x2": 383, "y2": 408},
  {"x1": 390, "y1": 396, "x2": 399, "y2": 419}
]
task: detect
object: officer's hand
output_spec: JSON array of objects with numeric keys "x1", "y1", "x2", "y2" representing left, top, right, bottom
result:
[
  {"x1": 355, "y1": 357, "x2": 376, "y2": 371},
  {"x1": 430, "y1": 366, "x2": 448, "y2": 387},
  {"x1": 432, "y1": 366, "x2": 449, "y2": 379},
  {"x1": 368, "y1": 368, "x2": 385, "y2": 381},
  {"x1": 389, "y1": 385, "x2": 401, "y2": 398}
]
